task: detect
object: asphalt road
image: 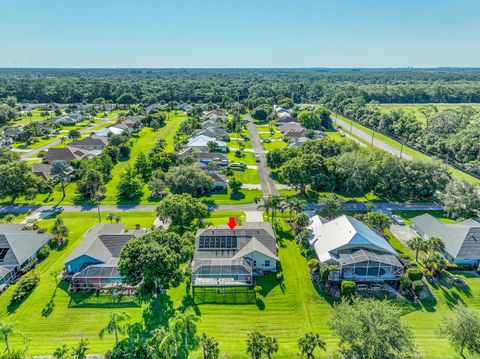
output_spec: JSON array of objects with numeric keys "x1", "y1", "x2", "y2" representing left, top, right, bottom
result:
[
  {"x1": 332, "y1": 115, "x2": 413, "y2": 161},
  {"x1": 246, "y1": 118, "x2": 278, "y2": 197}
]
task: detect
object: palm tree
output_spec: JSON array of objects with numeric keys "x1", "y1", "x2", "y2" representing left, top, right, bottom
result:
[
  {"x1": 263, "y1": 336, "x2": 279, "y2": 359},
  {"x1": 259, "y1": 195, "x2": 285, "y2": 224},
  {"x1": 285, "y1": 196, "x2": 307, "y2": 223},
  {"x1": 170, "y1": 309, "x2": 200, "y2": 358},
  {"x1": 71, "y1": 339, "x2": 88, "y2": 359},
  {"x1": 423, "y1": 251, "x2": 448, "y2": 276},
  {"x1": 407, "y1": 236, "x2": 425, "y2": 262},
  {"x1": 53, "y1": 344, "x2": 69, "y2": 359},
  {"x1": 0, "y1": 321, "x2": 16, "y2": 353},
  {"x1": 246, "y1": 331, "x2": 265, "y2": 359},
  {"x1": 297, "y1": 332, "x2": 326, "y2": 359},
  {"x1": 425, "y1": 236, "x2": 445, "y2": 253},
  {"x1": 200, "y1": 333, "x2": 220, "y2": 359},
  {"x1": 50, "y1": 160, "x2": 69, "y2": 200},
  {"x1": 99, "y1": 311, "x2": 131, "y2": 345},
  {"x1": 107, "y1": 213, "x2": 116, "y2": 223}
]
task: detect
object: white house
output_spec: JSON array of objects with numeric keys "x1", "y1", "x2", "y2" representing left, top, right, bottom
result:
[
  {"x1": 308, "y1": 215, "x2": 403, "y2": 282},
  {"x1": 187, "y1": 135, "x2": 227, "y2": 152}
]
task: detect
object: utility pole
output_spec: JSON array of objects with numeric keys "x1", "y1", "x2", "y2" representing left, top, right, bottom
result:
[
  {"x1": 350, "y1": 120, "x2": 353, "y2": 135},
  {"x1": 399, "y1": 143, "x2": 404, "y2": 159},
  {"x1": 371, "y1": 131, "x2": 375, "y2": 145}
]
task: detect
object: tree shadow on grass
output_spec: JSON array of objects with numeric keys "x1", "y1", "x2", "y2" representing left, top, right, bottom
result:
[{"x1": 142, "y1": 293, "x2": 175, "y2": 331}]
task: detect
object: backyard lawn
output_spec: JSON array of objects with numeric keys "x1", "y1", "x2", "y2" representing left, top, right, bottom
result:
[
  {"x1": 0, "y1": 212, "x2": 156, "y2": 356},
  {"x1": 226, "y1": 138, "x2": 253, "y2": 149},
  {"x1": 230, "y1": 169, "x2": 260, "y2": 184},
  {"x1": 228, "y1": 151, "x2": 257, "y2": 166},
  {"x1": 1, "y1": 216, "x2": 480, "y2": 358}
]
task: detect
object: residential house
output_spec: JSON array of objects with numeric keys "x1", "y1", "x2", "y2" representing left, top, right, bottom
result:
[
  {"x1": 187, "y1": 135, "x2": 227, "y2": 152},
  {"x1": 288, "y1": 137, "x2": 310, "y2": 148},
  {"x1": 0, "y1": 224, "x2": 52, "y2": 288},
  {"x1": 194, "y1": 128, "x2": 230, "y2": 142},
  {"x1": 278, "y1": 122, "x2": 304, "y2": 134},
  {"x1": 0, "y1": 136, "x2": 13, "y2": 149},
  {"x1": 64, "y1": 224, "x2": 146, "y2": 290},
  {"x1": 32, "y1": 163, "x2": 74, "y2": 181},
  {"x1": 191, "y1": 222, "x2": 278, "y2": 287},
  {"x1": 201, "y1": 120, "x2": 226, "y2": 130},
  {"x1": 276, "y1": 111, "x2": 297, "y2": 124},
  {"x1": 121, "y1": 115, "x2": 143, "y2": 129},
  {"x1": 4, "y1": 126, "x2": 24, "y2": 139},
  {"x1": 68, "y1": 136, "x2": 109, "y2": 152},
  {"x1": 50, "y1": 116, "x2": 80, "y2": 126},
  {"x1": 145, "y1": 104, "x2": 166, "y2": 113},
  {"x1": 44, "y1": 147, "x2": 89, "y2": 164},
  {"x1": 95, "y1": 126, "x2": 124, "y2": 137},
  {"x1": 283, "y1": 128, "x2": 307, "y2": 140},
  {"x1": 308, "y1": 215, "x2": 404, "y2": 282},
  {"x1": 411, "y1": 214, "x2": 480, "y2": 266},
  {"x1": 176, "y1": 103, "x2": 194, "y2": 112},
  {"x1": 196, "y1": 163, "x2": 229, "y2": 191}
]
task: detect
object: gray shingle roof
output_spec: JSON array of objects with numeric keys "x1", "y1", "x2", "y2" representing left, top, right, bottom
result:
[
  {"x1": 412, "y1": 214, "x2": 480, "y2": 259},
  {"x1": 65, "y1": 224, "x2": 145, "y2": 265},
  {"x1": 194, "y1": 222, "x2": 277, "y2": 261},
  {"x1": 0, "y1": 224, "x2": 52, "y2": 265}
]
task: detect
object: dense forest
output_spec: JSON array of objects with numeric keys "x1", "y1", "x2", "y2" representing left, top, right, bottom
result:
[{"x1": 2, "y1": 68, "x2": 480, "y2": 104}]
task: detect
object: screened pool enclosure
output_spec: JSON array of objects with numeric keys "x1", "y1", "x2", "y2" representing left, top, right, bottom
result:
[{"x1": 191, "y1": 258, "x2": 253, "y2": 287}]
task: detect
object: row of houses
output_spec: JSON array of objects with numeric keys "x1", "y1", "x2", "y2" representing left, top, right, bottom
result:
[
  {"x1": 273, "y1": 106, "x2": 324, "y2": 147},
  {"x1": 178, "y1": 111, "x2": 232, "y2": 191}
]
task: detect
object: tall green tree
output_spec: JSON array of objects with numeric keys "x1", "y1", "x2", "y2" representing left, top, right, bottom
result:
[
  {"x1": 362, "y1": 212, "x2": 390, "y2": 233},
  {"x1": 330, "y1": 298, "x2": 418, "y2": 359},
  {"x1": 170, "y1": 309, "x2": 200, "y2": 358},
  {"x1": 200, "y1": 333, "x2": 220, "y2": 359},
  {"x1": 319, "y1": 193, "x2": 344, "y2": 219},
  {"x1": 71, "y1": 339, "x2": 88, "y2": 359},
  {"x1": 156, "y1": 193, "x2": 208, "y2": 230},
  {"x1": 50, "y1": 160, "x2": 70, "y2": 199},
  {"x1": 439, "y1": 304, "x2": 480, "y2": 357},
  {"x1": 246, "y1": 331, "x2": 265, "y2": 359},
  {"x1": 117, "y1": 166, "x2": 143, "y2": 199},
  {"x1": 407, "y1": 236, "x2": 425, "y2": 262}
]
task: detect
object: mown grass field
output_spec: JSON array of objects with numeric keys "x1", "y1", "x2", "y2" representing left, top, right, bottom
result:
[
  {"x1": 1, "y1": 217, "x2": 480, "y2": 358},
  {"x1": 376, "y1": 103, "x2": 480, "y2": 123},
  {"x1": 228, "y1": 151, "x2": 257, "y2": 166}
]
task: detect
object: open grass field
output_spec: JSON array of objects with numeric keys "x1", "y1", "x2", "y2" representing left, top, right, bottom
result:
[
  {"x1": 0, "y1": 212, "x2": 156, "y2": 356},
  {"x1": 376, "y1": 103, "x2": 480, "y2": 123},
  {"x1": 226, "y1": 138, "x2": 253, "y2": 149}
]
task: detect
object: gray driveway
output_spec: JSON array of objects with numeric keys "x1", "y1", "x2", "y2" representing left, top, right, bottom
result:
[{"x1": 390, "y1": 224, "x2": 417, "y2": 245}]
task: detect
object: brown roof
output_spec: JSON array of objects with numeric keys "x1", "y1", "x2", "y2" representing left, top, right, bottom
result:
[{"x1": 44, "y1": 147, "x2": 86, "y2": 163}]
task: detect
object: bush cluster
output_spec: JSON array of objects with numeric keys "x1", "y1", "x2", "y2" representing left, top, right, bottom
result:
[{"x1": 11, "y1": 271, "x2": 40, "y2": 303}]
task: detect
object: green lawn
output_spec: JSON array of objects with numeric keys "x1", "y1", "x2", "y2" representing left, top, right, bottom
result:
[
  {"x1": 259, "y1": 131, "x2": 283, "y2": 140},
  {"x1": 200, "y1": 189, "x2": 262, "y2": 205},
  {"x1": 206, "y1": 211, "x2": 246, "y2": 226},
  {"x1": 392, "y1": 210, "x2": 458, "y2": 225},
  {"x1": 226, "y1": 138, "x2": 253, "y2": 149},
  {"x1": 228, "y1": 151, "x2": 257, "y2": 166},
  {"x1": 0, "y1": 212, "x2": 156, "y2": 355},
  {"x1": 230, "y1": 169, "x2": 260, "y2": 184},
  {"x1": 263, "y1": 140, "x2": 288, "y2": 151},
  {"x1": 376, "y1": 103, "x2": 480, "y2": 123}
]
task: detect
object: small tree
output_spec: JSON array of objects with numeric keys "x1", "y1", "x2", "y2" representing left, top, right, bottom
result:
[
  {"x1": 0, "y1": 321, "x2": 17, "y2": 353},
  {"x1": 341, "y1": 280, "x2": 356, "y2": 297},
  {"x1": 362, "y1": 212, "x2": 390, "y2": 233},
  {"x1": 200, "y1": 333, "x2": 220, "y2": 359},
  {"x1": 99, "y1": 311, "x2": 131, "y2": 345},
  {"x1": 51, "y1": 217, "x2": 69, "y2": 243},
  {"x1": 71, "y1": 339, "x2": 88, "y2": 359},
  {"x1": 263, "y1": 336, "x2": 279, "y2": 359},
  {"x1": 53, "y1": 344, "x2": 69, "y2": 359},
  {"x1": 50, "y1": 160, "x2": 70, "y2": 199},
  {"x1": 319, "y1": 193, "x2": 343, "y2": 219},
  {"x1": 297, "y1": 332, "x2": 326, "y2": 359},
  {"x1": 439, "y1": 304, "x2": 480, "y2": 357},
  {"x1": 229, "y1": 177, "x2": 243, "y2": 193},
  {"x1": 246, "y1": 331, "x2": 265, "y2": 359},
  {"x1": 406, "y1": 268, "x2": 423, "y2": 281},
  {"x1": 68, "y1": 129, "x2": 81, "y2": 141},
  {"x1": 407, "y1": 236, "x2": 425, "y2": 262},
  {"x1": 117, "y1": 166, "x2": 143, "y2": 199}
]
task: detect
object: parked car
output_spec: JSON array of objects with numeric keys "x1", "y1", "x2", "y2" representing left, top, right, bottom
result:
[
  {"x1": 262, "y1": 138, "x2": 271, "y2": 143},
  {"x1": 255, "y1": 153, "x2": 260, "y2": 162},
  {"x1": 392, "y1": 215, "x2": 405, "y2": 225},
  {"x1": 228, "y1": 162, "x2": 247, "y2": 170}
]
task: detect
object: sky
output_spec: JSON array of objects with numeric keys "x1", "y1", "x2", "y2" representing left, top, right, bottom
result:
[{"x1": 0, "y1": 0, "x2": 479, "y2": 68}]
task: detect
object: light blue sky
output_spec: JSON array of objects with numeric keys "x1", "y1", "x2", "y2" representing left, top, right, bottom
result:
[{"x1": 1, "y1": 0, "x2": 479, "y2": 68}]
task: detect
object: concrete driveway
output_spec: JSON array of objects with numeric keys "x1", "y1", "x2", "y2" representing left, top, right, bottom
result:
[{"x1": 390, "y1": 224, "x2": 417, "y2": 245}]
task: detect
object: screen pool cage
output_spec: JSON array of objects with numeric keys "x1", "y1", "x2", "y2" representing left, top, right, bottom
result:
[
  {"x1": 191, "y1": 258, "x2": 253, "y2": 287},
  {"x1": 70, "y1": 265, "x2": 124, "y2": 291}
]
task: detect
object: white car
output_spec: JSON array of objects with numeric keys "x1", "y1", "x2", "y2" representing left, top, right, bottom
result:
[{"x1": 392, "y1": 215, "x2": 405, "y2": 225}]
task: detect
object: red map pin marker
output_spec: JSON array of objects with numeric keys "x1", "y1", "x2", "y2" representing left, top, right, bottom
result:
[{"x1": 227, "y1": 217, "x2": 237, "y2": 230}]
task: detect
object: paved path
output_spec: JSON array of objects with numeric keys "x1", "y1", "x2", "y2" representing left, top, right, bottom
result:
[
  {"x1": 245, "y1": 211, "x2": 264, "y2": 222},
  {"x1": 20, "y1": 115, "x2": 119, "y2": 160},
  {"x1": 246, "y1": 117, "x2": 278, "y2": 197},
  {"x1": 332, "y1": 115, "x2": 412, "y2": 160}
]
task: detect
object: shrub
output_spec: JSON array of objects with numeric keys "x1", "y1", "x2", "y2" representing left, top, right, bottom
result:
[
  {"x1": 276, "y1": 272, "x2": 283, "y2": 282},
  {"x1": 412, "y1": 280, "x2": 424, "y2": 293},
  {"x1": 406, "y1": 268, "x2": 423, "y2": 281},
  {"x1": 11, "y1": 271, "x2": 40, "y2": 303},
  {"x1": 37, "y1": 150, "x2": 46, "y2": 158},
  {"x1": 37, "y1": 245, "x2": 51, "y2": 260},
  {"x1": 400, "y1": 276, "x2": 412, "y2": 291},
  {"x1": 341, "y1": 280, "x2": 356, "y2": 297}
]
